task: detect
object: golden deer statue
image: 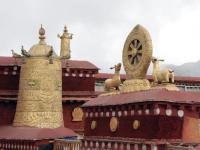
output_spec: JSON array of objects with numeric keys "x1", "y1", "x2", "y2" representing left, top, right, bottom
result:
[
  {"x1": 104, "y1": 63, "x2": 122, "y2": 91},
  {"x1": 151, "y1": 57, "x2": 174, "y2": 84}
]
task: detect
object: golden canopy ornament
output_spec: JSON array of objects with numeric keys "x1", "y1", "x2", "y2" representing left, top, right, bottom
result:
[
  {"x1": 122, "y1": 24, "x2": 152, "y2": 79},
  {"x1": 13, "y1": 25, "x2": 64, "y2": 128}
]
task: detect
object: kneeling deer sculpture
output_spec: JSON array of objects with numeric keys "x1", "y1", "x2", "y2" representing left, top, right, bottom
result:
[
  {"x1": 104, "y1": 63, "x2": 122, "y2": 91},
  {"x1": 151, "y1": 57, "x2": 174, "y2": 84}
]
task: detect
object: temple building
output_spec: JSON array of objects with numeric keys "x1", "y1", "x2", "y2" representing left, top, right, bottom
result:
[
  {"x1": 0, "y1": 26, "x2": 98, "y2": 136},
  {"x1": 0, "y1": 25, "x2": 98, "y2": 149},
  {"x1": 0, "y1": 24, "x2": 200, "y2": 150},
  {"x1": 82, "y1": 25, "x2": 200, "y2": 150}
]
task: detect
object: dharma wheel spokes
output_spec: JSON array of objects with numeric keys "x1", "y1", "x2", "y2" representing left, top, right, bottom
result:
[
  {"x1": 122, "y1": 24, "x2": 152, "y2": 79},
  {"x1": 128, "y1": 39, "x2": 143, "y2": 65}
]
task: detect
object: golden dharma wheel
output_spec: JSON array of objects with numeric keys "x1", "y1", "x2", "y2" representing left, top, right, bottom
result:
[
  {"x1": 109, "y1": 117, "x2": 119, "y2": 132},
  {"x1": 91, "y1": 120, "x2": 97, "y2": 130},
  {"x1": 133, "y1": 120, "x2": 140, "y2": 130},
  {"x1": 122, "y1": 24, "x2": 153, "y2": 79}
]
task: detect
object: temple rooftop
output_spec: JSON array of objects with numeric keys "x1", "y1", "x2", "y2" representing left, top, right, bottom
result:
[
  {"x1": 0, "y1": 126, "x2": 77, "y2": 140},
  {"x1": 0, "y1": 56, "x2": 98, "y2": 70},
  {"x1": 83, "y1": 88, "x2": 200, "y2": 107}
]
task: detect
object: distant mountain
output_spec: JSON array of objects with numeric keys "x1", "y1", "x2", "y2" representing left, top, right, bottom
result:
[{"x1": 165, "y1": 60, "x2": 200, "y2": 77}]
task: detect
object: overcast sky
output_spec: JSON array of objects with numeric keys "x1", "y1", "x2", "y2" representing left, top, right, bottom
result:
[{"x1": 0, "y1": 0, "x2": 200, "y2": 72}]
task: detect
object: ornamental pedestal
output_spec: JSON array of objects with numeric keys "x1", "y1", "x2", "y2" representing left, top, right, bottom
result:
[{"x1": 120, "y1": 79, "x2": 150, "y2": 93}]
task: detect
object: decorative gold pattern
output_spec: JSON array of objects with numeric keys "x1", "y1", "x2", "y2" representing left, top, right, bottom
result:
[
  {"x1": 110, "y1": 117, "x2": 119, "y2": 132},
  {"x1": 91, "y1": 120, "x2": 97, "y2": 130},
  {"x1": 133, "y1": 120, "x2": 140, "y2": 130},
  {"x1": 23, "y1": 79, "x2": 40, "y2": 90},
  {"x1": 72, "y1": 107, "x2": 84, "y2": 121},
  {"x1": 122, "y1": 24, "x2": 152, "y2": 79},
  {"x1": 13, "y1": 26, "x2": 63, "y2": 128}
]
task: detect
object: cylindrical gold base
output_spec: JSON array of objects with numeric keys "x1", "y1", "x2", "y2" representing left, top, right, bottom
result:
[{"x1": 13, "y1": 57, "x2": 63, "y2": 128}]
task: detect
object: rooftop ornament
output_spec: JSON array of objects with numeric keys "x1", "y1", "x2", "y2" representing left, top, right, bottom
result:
[
  {"x1": 120, "y1": 25, "x2": 153, "y2": 93},
  {"x1": 58, "y1": 25, "x2": 73, "y2": 59},
  {"x1": 151, "y1": 57, "x2": 179, "y2": 91},
  {"x1": 104, "y1": 63, "x2": 122, "y2": 92},
  {"x1": 151, "y1": 57, "x2": 174, "y2": 84},
  {"x1": 13, "y1": 25, "x2": 69, "y2": 128},
  {"x1": 103, "y1": 24, "x2": 179, "y2": 95}
]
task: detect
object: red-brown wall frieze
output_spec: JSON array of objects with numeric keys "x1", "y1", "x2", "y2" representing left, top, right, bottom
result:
[
  {"x1": 62, "y1": 76, "x2": 95, "y2": 91},
  {"x1": 0, "y1": 68, "x2": 96, "y2": 92},
  {"x1": 84, "y1": 115, "x2": 183, "y2": 139}
]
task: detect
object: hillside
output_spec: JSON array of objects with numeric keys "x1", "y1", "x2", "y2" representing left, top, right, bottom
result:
[{"x1": 165, "y1": 60, "x2": 200, "y2": 77}]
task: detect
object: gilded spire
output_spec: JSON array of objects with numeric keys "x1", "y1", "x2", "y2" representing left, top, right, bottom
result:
[
  {"x1": 28, "y1": 25, "x2": 57, "y2": 57},
  {"x1": 64, "y1": 25, "x2": 68, "y2": 33},
  {"x1": 39, "y1": 25, "x2": 46, "y2": 44}
]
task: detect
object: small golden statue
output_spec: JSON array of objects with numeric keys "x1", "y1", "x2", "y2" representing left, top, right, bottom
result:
[
  {"x1": 104, "y1": 63, "x2": 122, "y2": 91},
  {"x1": 58, "y1": 25, "x2": 72, "y2": 59},
  {"x1": 151, "y1": 57, "x2": 174, "y2": 84}
]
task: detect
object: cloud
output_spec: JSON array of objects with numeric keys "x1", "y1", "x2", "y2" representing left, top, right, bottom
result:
[
  {"x1": 0, "y1": 0, "x2": 199, "y2": 72},
  {"x1": 156, "y1": 2, "x2": 200, "y2": 65}
]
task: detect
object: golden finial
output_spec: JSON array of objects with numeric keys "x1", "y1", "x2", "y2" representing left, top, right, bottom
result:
[
  {"x1": 58, "y1": 25, "x2": 72, "y2": 59},
  {"x1": 39, "y1": 24, "x2": 45, "y2": 41},
  {"x1": 64, "y1": 25, "x2": 68, "y2": 33}
]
